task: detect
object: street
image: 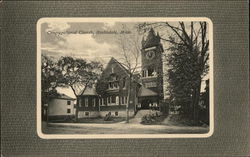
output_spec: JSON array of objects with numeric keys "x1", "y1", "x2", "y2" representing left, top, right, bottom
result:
[{"x1": 42, "y1": 120, "x2": 209, "y2": 134}]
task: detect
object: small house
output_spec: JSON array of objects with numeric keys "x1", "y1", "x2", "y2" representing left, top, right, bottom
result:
[{"x1": 48, "y1": 94, "x2": 76, "y2": 120}]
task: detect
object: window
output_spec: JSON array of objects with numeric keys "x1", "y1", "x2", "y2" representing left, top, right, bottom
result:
[
  {"x1": 108, "y1": 74, "x2": 119, "y2": 90},
  {"x1": 125, "y1": 97, "x2": 128, "y2": 104},
  {"x1": 115, "y1": 111, "x2": 118, "y2": 116},
  {"x1": 148, "y1": 67, "x2": 154, "y2": 77},
  {"x1": 102, "y1": 98, "x2": 104, "y2": 106},
  {"x1": 108, "y1": 81, "x2": 119, "y2": 89},
  {"x1": 103, "y1": 98, "x2": 106, "y2": 106},
  {"x1": 85, "y1": 112, "x2": 89, "y2": 116},
  {"x1": 93, "y1": 98, "x2": 96, "y2": 107},
  {"x1": 79, "y1": 99, "x2": 82, "y2": 107},
  {"x1": 145, "y1": 82, "x2": 157, "y2": 88},
  {"x1": 67, "y1": 109, "x2": 71, "y2": 113},
  {"x1": 142, "y1": 70, "x2": 147, "y2": 77},
  {"x1": 111, "y1": 96, "x2": 116, "y2": 103},
  {"x1": 85, "y1": 98, "x2": 88, "y2": 107},
  {"x1": 108, "y1": 96, "x2": 111, "y2": 104},
  {"x1": 99, "y1": 98, "x2": 101, "y2": 106},
  {"x1": 122, "y1": 77, "x2": 126, "y2": 88},
  {"x1": 142, "y1": 68, "x2": 157, "y2": 77},
  {"x1": 116, "y1": 96, "x2": 119, "y2": 105},
  {"x1": 111, "y1": 65, "x2": 114, "y2": 73},
  {"x1": 121, "y1": 96, "x2": 124, "y2": 104},
  {"x1": 67, "y1": 100, "x2": 71, "y2": 105}
]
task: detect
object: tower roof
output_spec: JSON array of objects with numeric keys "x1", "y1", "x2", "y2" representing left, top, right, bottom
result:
[{"x1": 141, "y1": 28, "x2": 161, "y2": 49}]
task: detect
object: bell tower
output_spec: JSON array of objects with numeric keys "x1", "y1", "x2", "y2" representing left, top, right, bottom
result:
[{"x1": 141, "y1": 28, "x2": 164, "y2": 98}]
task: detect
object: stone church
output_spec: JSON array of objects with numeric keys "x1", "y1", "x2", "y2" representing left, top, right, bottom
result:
[{"x1": 77, "y1": 28, "x2": 166, "y2": 118}]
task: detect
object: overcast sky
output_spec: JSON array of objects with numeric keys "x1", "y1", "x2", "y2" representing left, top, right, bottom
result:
[
  {"x1": 40, "y1": 21, "x2": 209, "y2": 98},
  {"x1": 41, "y1": 21, "x2": 146, "y2": 67}
]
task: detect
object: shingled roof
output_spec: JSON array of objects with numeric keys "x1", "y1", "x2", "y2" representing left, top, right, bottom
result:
[
  {"x1": 81, "y1": 87, "x2": 98, "y2": 96},
  {"x1": 138, "y1": 86, "x2": 158, "y2": 97}
]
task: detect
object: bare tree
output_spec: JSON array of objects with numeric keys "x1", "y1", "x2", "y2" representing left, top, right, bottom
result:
[{"x1": 116, "y1": 25, "x2": 141, "y2": 123}]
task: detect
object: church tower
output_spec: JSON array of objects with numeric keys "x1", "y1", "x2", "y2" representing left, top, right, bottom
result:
[{"x1": 140, "y1": 28, "x2": 164, "y2": 99}]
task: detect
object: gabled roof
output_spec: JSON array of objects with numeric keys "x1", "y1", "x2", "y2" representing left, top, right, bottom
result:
[
  {"x1": 110, "y1": 57, "x2": 130, "y2": 76},
  {"x1": 138, "y1": 86, "x2": 158, "y2": 97},
  {"x1": 81, "y1": 87, "x2": 98, "y2": 96}
]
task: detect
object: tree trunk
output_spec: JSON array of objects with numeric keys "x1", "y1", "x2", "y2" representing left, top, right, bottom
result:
[
  {"x1": 126, "y1": 75, "x2": 132, "y2": 123},
  {"x1": 75, "y1": 96, "x2": 79, "y2": 122},
  {"x1": 193, "y1": 79, "x2": 202, "y2": 124}
]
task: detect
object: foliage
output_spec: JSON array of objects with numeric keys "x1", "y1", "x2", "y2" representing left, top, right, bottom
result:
[
  {"x1": 141, "y1": 112, "x2": 166, "y2": 125},
  {"x1": 41, "y1": 55, "x2": 61, "y2": 104},
  {"x1": 57, "y1": 56, "x2": 103, "y2": 96},
  {"x1": 138, "y1": 22, "x2": 209, "y2": 123},
  {"x1": 166, "y1": 22, "x2": 209, "y2": 121}
]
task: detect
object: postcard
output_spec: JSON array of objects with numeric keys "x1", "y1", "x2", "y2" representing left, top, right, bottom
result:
[{"x1": 37, "y1": 17, "x2": 213, "y2": 139}]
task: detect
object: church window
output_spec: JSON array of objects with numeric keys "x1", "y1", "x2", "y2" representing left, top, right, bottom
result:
[
  {"x1": 93, "y1": 98, "x2": 96, "y2": 107},
  {"x1": 79, "y1": 99, "x2": 82, "y2": 107},
  {"x1": 84, "y1": 98, "x2": 88, "y2": 107},
  {"x1": 121, "y1": 96, "x2": 124, "y2": 104},
  {"x1": 103, "y1": 98, "x2": 106, "y2": 106},
  {"x1": 111, "y1": 95, "x2": 116, "y2": 103},
  {"x1": 121, "y1": 77, "x2": 126, "y2": 88},
  {"x1": 148, "y1": 67, "x2": 154, "y2": 77},
  {"x1": 142, "y1": 67, "x2": 157, "y2": 78},
  {"x1": 115, "y1": 96, "x2": 119, "y2": 105},
  {"x1": 108, "y1": 75, "x2": 119, "y2": 90},
  {"x1": 108, "y1": 96, "x2": 111, "y2": 104},
  {"x1": 111, "y1": 65, "x2": 114, "y2": 73}
]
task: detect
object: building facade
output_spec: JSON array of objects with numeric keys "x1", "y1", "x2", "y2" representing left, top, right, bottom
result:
[
  {"x1": 138, "y1": 28, "x2": 164, "y2": 110},
  {"x1": 47, "y1": 94, "x2": 76, "y2": 119},
  {"x1": 77, "y1": 28, "x2": 166, "y2": 119},
  {"x1": 96, "y1": 58, "x2": 140, "y2": 118},
  {"x1": 78, "y1": 86, "x2": 100, "y2": 118}
]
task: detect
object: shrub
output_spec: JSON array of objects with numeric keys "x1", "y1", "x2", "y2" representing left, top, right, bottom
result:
[{"x1": 141, "y1": 113, "x2": 164, "y2": 125}]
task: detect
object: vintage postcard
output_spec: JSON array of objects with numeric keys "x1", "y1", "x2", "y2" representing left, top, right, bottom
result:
[{"x1": 37, "y1": 18, "x2": 213, "y2": 139}]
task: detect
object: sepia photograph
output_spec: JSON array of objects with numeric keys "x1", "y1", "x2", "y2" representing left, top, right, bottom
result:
[{"x1": 37, "y1": 18, "x2": 213, "y2": 138}]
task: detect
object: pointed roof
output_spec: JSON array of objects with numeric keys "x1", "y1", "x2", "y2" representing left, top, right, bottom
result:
[
  {"x1": 142, "y1": 28, "x2": 161, "y2": 49},
  {"x1": 110, "y1": 57, "x2": 130, "y2": 74},
  {"x1": 138, "y1": 86, "x2": 158, "y2": 97}
]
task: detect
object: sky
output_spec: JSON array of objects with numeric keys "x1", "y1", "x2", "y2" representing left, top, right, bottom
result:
[
  {"x1": 40, "y1": 20, "x2": 209, "y2": 98},
  {"x1": 41, "y1": 21, "x2": 143, "y2": 66},
  {"x1": 41, "y1": 21, "x2": 145, "y2": 98}
]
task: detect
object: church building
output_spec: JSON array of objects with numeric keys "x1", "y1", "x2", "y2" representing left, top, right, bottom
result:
[{"x1": 77, "y1": 28, "x2": 166, "y2": 118}]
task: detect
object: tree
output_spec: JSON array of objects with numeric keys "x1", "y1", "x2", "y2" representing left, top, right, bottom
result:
[
  {"x1": 41, "y1": 54, "x2": 61, "y2": 105},
  {"x1": 116, "y1": 25, "x2": 141, "y2": 123},
  {"x1": 138, "y1": 22, "x2": 209, "y2": 124},
  {"x1": 57, "y1": 56, "x2": 103, "y2": 120}
]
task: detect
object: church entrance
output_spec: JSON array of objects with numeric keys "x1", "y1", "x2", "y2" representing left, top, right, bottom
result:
[
  {"x1": 141, "y1": 99, "x2": 151, "y2": 109},
  {"x1": 137, "y1": 97, "x2": 160, "y2": 111}
]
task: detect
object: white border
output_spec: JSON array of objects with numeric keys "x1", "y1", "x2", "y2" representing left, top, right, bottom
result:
[{"x1": 37, "y1": 17, "x2": 214, "y2": 139}]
